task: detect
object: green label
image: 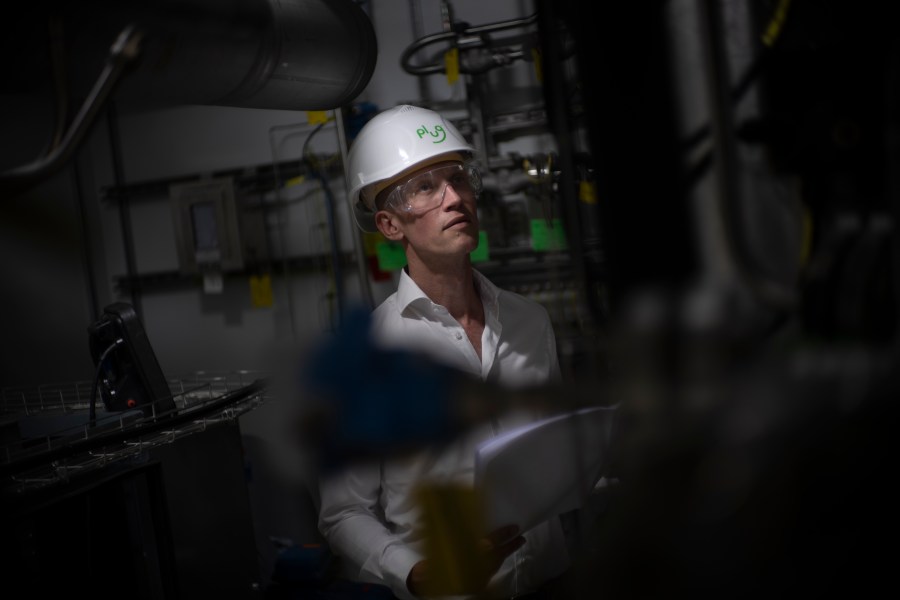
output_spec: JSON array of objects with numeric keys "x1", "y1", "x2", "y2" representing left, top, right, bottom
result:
[
  {"x1": 376, "y1": 241, "x2": 408, "y2": 271},
  {"x1": 470, "y1": 230, "x2": 489, "y2": 263},
  {"x1": 416, "y1": 124, "x2": 447, "y2": 143},
  {"x1": 530, "y1": 218, "x2": 568, "y2": 251}
]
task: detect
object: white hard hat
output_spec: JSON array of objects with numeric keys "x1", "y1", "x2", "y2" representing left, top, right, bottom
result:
[{"x1": 347, "y1": 104, "x2": 475, "y2": 232}]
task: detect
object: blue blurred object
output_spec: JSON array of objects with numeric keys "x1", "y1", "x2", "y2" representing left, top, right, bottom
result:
[
  {"x1": 344, "y1": 102, "x2": 379, "y2": 141},
  {"x1": 268, "y1": 542, "x2": 396, "y2": 598},
  {"x1": 272, "y1": 543, "x2": 334, "y2": 584},
  {"x1": 300, "y1": 305, "x2": 461, "y2": 469}
]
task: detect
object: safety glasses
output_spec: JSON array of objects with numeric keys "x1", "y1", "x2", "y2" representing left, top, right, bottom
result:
[{"x1": 382, "y1": 162, "x2": 482, "y2": 213}]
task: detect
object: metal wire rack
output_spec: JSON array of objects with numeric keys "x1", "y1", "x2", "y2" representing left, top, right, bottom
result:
[{"x1": 0, "y1": 370, "x2": 269, "y2": 496}]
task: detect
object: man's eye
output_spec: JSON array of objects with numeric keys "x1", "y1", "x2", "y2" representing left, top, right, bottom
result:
[
  {"x1": 448, "y1": 173, "x2": 467, "y2": 186},
  {"x1": 413, "y1": 182, "x2": 434, "y2": 195}
]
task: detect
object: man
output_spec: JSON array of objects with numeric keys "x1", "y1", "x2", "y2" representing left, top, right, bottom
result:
[{"x1": 318, "y1": 105, "x2": 570, "y2": 599}]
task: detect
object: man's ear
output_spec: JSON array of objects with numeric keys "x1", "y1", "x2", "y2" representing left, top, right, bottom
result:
[{"x1": 375, "y1": 210, "x2": 404, "y2": 241}]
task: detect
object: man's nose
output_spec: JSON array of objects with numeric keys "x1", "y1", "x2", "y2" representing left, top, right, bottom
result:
[{"x1": 439, "y1": 181, "x2": 463, "y2": 207}]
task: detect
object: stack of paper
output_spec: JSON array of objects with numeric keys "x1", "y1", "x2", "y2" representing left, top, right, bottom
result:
[{"x1": 474, "y1": 405, "x2": 617, "y2": 535}]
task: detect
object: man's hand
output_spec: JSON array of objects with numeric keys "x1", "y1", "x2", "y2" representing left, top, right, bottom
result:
[{"x1": 407, "y1": 524, "x2": 526, "y2": 596}]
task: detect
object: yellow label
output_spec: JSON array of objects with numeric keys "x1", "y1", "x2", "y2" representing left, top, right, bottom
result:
[
  {"x1": 415, "y1": 484, "x2": 488, "y2": 596},
  {"x1": 531, "y1": 47, "x2": 543, "y2": 83},
  {"x1": 579, "y1": 181, "x2": 598, "y2": 204},
  {"x1": 762, "y1": 0, "x2": 792, "y2": 47},
  {"x1": 306, "y1": 111, "x2": 329, "y2": 125},
  {"x1": 445, "y1": 47, "x2": 460, "y2": 85},
  {"x1": 800, "y1": 204, "x2": 813, "y2": 266},
  {"x1": 249, "y1": 274, "x2": 274, "y2": 308}
]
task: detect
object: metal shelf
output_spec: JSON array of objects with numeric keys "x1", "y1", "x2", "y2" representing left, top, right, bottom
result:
[
  {"x1": 112, "y1": 253, "x2": 358, "y2": 294},
  {"x1": 1, "y1": 371, "x2": 268, "y2": 496},
  {"x1": 99, "y1": 155, "x2": 345, "y2": 204}
]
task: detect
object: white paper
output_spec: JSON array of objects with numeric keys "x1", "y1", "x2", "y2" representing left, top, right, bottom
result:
[{"x1": 474, "y1": 405, "x2": 617, "y2": 536}]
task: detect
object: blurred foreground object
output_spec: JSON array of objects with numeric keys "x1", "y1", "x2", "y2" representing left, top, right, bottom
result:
[
  {"x1": 296, "y1": 306, "x2": 465, "y2": 469},
  {"x1": 569, "y1": 292, "x2": 900, "y2": 598},
  {"x1": 295, "y1": 306, "x2": 613, "y2": 470}
]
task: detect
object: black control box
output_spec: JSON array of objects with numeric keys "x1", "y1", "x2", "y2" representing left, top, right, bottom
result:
[{"x1": 88, "y1": 303, "x2": 176, "y2": 418}]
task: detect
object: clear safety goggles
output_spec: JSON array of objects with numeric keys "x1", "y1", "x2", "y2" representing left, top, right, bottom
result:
[{"x1": 381, "y1": 162, "x2": 482, "y2": 213}]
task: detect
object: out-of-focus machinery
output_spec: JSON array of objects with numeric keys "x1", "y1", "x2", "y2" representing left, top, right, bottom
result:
[{"x1": 537, "y1": 1, "x2": 900, "y2": 597}]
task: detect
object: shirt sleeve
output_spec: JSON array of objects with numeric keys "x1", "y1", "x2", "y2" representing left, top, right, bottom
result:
[{"x1": 318, "y1": 462, "x2": 424, "y2": 600}]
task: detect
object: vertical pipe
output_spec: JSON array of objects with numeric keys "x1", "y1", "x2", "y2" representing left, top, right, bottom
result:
[
  {"x1": 888, "y1": 36, "x2": 900, "y2": 346},
  {"x1": 409, "y1": 0, "x2": 431, "y2": 105},
  {"x1": 336, "y1": 107, "x2": 375, "y2": 310},
  {"x1": 106, "y1": 103, "x2": 142, "y2": 319},
  {"x1": 535, "y1": 1, "x2": 596, "y2": 324},
  {"x1": 699, "y1": 0, "x2": 795, "y2": 310},
  {"x1": 268, "y1": 126, "x2": 299, "y2": 342},
  {"x1": 316, "y1": 168, "x2": 345, "y2": 325},
  {"x1": 72, "y1": 159, "x2": 100, "y2": 322}
]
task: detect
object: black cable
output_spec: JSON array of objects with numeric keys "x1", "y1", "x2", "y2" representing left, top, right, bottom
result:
[
  {"x1": 303, "y1": 121, "x2": 345, "y2": 325},
  {"x1": 89, "y1": 337, "x2": 124, "y2": 428},
  {"x1": 312, "y1": 170, "x2": 345, "y2": 325},
  {"x1": 268, "y1": 123, "x2": 304, "y2": 344},
  {"x1": 302, "y1": 122, "x2": 327, "y2": 162}
]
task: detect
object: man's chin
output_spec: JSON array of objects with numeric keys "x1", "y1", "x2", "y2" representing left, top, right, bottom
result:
[{"x1": 450, "y1": 226, "x2": 479, "y2": 246}]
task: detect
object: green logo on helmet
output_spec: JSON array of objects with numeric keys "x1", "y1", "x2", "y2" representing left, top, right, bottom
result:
[{"x1": 416, "y1": 124, "x2": 447, "y2": 143}]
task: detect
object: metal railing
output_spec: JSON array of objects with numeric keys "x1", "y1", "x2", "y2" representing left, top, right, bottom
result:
[{"x1": 1, "y1": 371, "x2": 269, "y2": 495}]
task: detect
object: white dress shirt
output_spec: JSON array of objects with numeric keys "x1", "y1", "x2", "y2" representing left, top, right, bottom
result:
[{"x1": 318, "y1": 269, "x2": 570, "y2": 599}]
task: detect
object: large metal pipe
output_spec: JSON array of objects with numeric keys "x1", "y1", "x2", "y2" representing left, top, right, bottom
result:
[
  {"x1": 5, "y1": 0, "x2": 377, "y2": 111},
  {"x1": 1, "y1": 0, "x2": 376, "y2": 194}
]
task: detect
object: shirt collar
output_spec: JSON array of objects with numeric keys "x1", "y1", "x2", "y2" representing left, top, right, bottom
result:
[
  {"x1": 472, "y1": 268, "x2": 500, "y2": 319},
  {"x1": 395, "y1": 267, "x2": 501, "y2": 321},
  {"x1": 396, "y1": 268, "x2": 427, "y2": 314}
]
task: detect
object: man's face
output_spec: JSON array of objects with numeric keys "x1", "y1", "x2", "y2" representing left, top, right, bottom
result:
[{"x1": 375, "y1": 160, "x2": 480, "y2": 261}]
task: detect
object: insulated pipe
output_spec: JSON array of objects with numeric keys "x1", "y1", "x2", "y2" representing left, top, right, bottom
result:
[
  {"x1": 1, "y1": 0, "x2": 376, "y2": 194},
  {"x1": 6, "y1": 0, "x2": 377, "y2": 111}
]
